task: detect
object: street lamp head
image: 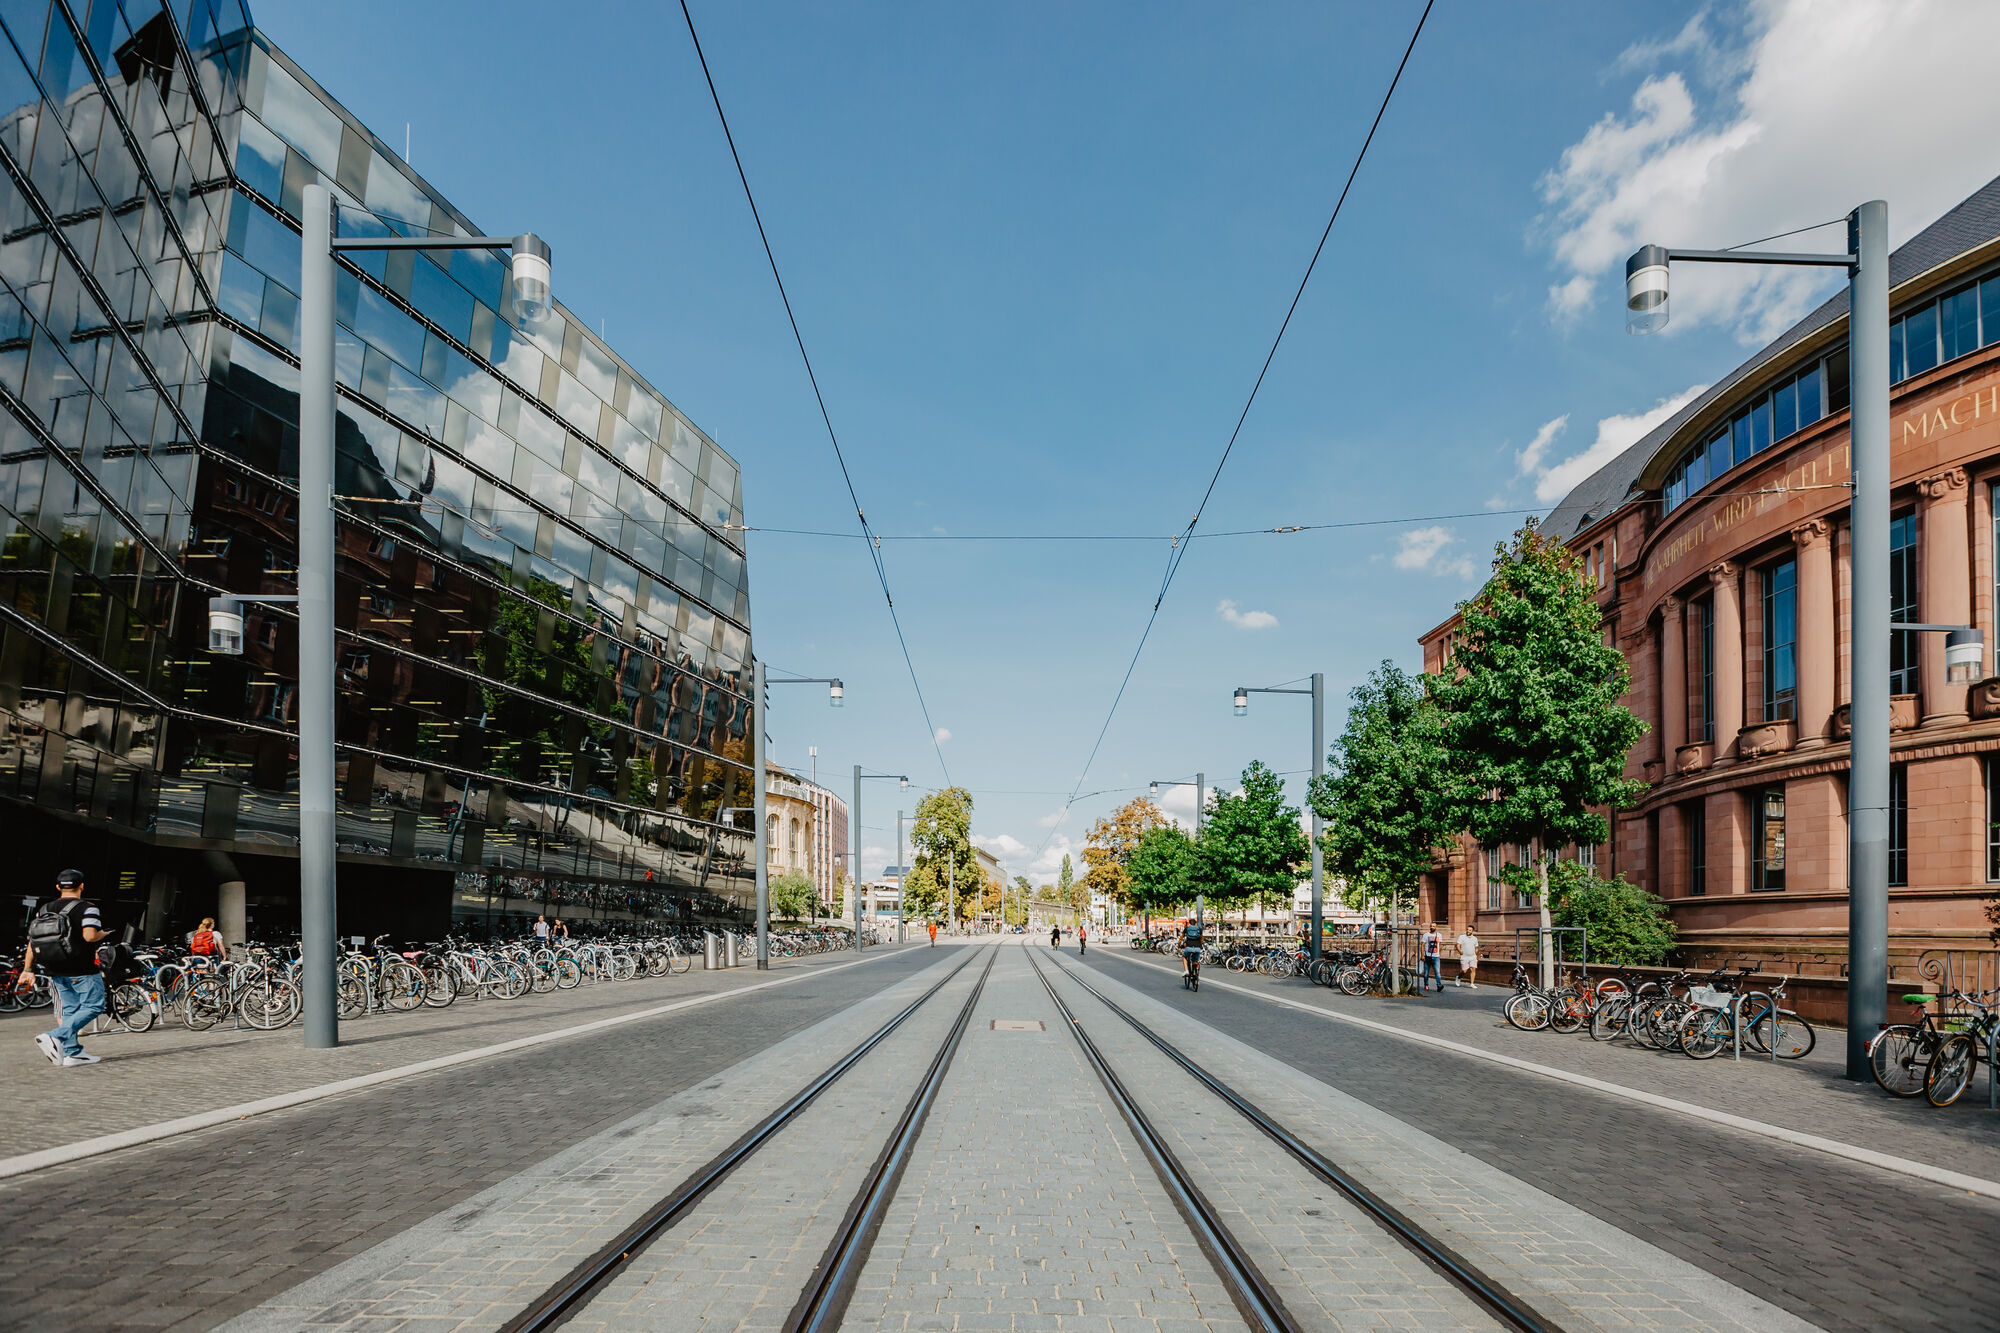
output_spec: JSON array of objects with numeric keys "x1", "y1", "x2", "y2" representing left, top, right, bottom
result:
[
  {"x1": 510, "y1": 233, "x2": 553, "y2": 326},
  {"x1": 206, "y1": 596, "x2": 245, "y2": 656},
  {"x1": 1149, "y1": 782, "x2": 1159, "y2": 798},
  {"x1": 899, "y1": 775, "x2": 910, "y2": 790},
  {"x1": 1947, "y1": 627, "x2": 1985, "y2": 682},
  {"x1": 1625, "y1": 244, "x2": 1670, "y2": 334},
  {"x1": 1233, "y1": 687, "x2": 1248, "y2": 716},
  {"x1": 828, "y1": 679, "x2": 843, "y2": 708}
]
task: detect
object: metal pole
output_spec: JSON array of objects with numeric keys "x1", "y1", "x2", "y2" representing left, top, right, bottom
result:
[
  {"x1": 852, "y1": 764, "x2": 862, "y2": 949},
  {"x1": 1847, "y1": 199, "x2": 1890, "y2": 1080},
  {"x1": 752, "y1": 659, "x2": 769, "y2": 969},
  {"x1": 297, "y1": 183, "x2": 339, "y2": 1050},
  {"x1": 896, "y1": 809, "x2": 904, "y2": 942},
  {"x1": 948, "y1": 857, "x2": 955, "y2": 936},
  {"x1": 1310, "y1": 672, "x2": 1324, "y2": 962}
]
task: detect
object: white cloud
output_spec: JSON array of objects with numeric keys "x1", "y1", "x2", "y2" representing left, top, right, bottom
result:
[
  {"x1": 934, "y1": 727, "x2": 951, "y2": 744},
  {"x1": 1540, "y1": 0, "x2": 2000, "y2": 344},
  {"x1": 1027, "y1": 834, "x2": 1079, "y2": 882},
  {"x1": 1392, "y1": 526, "x2": 1480, "y2": 579},
  {"x1": 1036, "y1": 806, "x2": 1071, "y2": 828},
  {"x1": 1515, "y1": 414, "x2": 1570, "y2": 477},
  {"x1": 1524, "y1": 383, "x2": 1707, "y2": 503},
  {"x1": 1217, "y1": 599, "x2": 1279, "y2": 630},
  {"x1": 1154, "y1": 782, "x2": 1210, "y2": 832},
  {"x1": 973, "y1": 832, "x2": 1031, "y2": 863}
]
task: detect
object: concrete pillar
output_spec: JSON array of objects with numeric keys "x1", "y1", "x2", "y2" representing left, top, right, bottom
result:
[
  {"x1": 1793, "y1": 519, "x2": 1836, "y2": 749},
  {"x1": 1919, "y1": 467, "x2": 1971, "y2": 725},
  {"x1": 1708, "y1": 562, "x2": 1744, "y2": 763},
  {"x1": 204, "y1": 851, "x2": 246, "y2": 947},
  {"x1": 1657, "y1": 802, "x2": 1684, "y2": 898},
  {"x1": 1660, "y1": 596, "x2": 1686, "y2": 763},
  {"x1": 1708, "y1": 788, "x2": 1750, "y2": 895}
]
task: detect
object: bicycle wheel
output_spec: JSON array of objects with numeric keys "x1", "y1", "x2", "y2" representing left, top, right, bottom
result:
[
  {"x1": 1759, "y1": 1011, "x2": 1816, "y2": 1060},
  {"x1": 1869, "y1": 1026, "x2": 1928, "y2": 1096},
  {"x1": 668, "y1": 946, "x2": 691, "y2": 975},
  {"x1": 1589, "y1": 999, "x2": 1627, "y2": 1041},
  {"x1": 336, "y1": 975, "x2": 368, "y2": 1019},
  {"x1": 237, "y1": 978, "x2": 300, "y2": 1030},
  {"x1": 1679, "y1": 1009, "x2": 1728, "y2": 1060},
  {"x1": 1505, "y1": 992, "x2": 1551, "y2": 1031},
  {"x1": 1549, "y1": 990, "x2": 1587, "y2": 1034},
  {"x1": 420, "y1": 961, "x2": 456, "y2": 1008},
  {"x1": 1925, "y1": 1034, "x2": 1977, "y2": 1107},
  {"x1": 380, "y1": 962, "x2": 426, "y2": 1012},
  {"x1": 182, "y1": 976, "x2": 230, "y2": 1030},
  {"x1": 1337, "y1": 966, "x2": 1367, "y2": 997},
  {"x1": 109, "y1": 982, "x2": 155, "y2": 1033}
]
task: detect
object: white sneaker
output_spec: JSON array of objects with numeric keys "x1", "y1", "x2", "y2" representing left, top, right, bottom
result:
[
  {"x1": 34, "y1": 1032, "x2": 60, "y2": 1064},
  {"x1": 61, "y1": 1052, "x2": 101, "y2": 1066}
]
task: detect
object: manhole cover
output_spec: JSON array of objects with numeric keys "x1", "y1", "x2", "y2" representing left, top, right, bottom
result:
[{"x1": 990, "y1": 1019, "x2": 1046, "y2": 1031}]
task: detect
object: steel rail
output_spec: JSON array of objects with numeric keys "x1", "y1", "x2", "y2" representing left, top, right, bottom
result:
[
  {"x1": 1050, "y1": 952, "x2": 1558, "y2": 1333},
  {"x1": 1025, "y1": 949, "x2": 1299, "y2": 1333},
  {"x1": 498, "y1": 947, "x2": 987, "y2": 1332},
  {"x1": 784, "y1": 945, "x2": 1001, "y2": 1332}
]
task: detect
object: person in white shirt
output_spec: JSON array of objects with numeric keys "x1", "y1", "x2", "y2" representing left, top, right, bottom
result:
[
  {"x1": 1456, "y1": 929, "x2": 1480, "y2": 988},
  {"x1": 534, "y1": 914, "x2": 551, "y2": 943},
  {"x1": 1420, "y1": 925, "x2": 1444, "y2": 993}
]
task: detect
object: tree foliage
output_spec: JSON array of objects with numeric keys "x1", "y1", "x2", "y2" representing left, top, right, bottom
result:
[
  {"x1": 1082, "y1": 796, "x2": 1163, "y2": 913},
  {"x1": 907, "y1": 786, "x2": 979, "y2": 924},
  {"x1": 1200, "y1": 761, "x2": 1308, "y2": 916},
  {"x1": 769, "y1": 869, "x2": 816, "y2": 920},
  {"x1": 1125, "y1": 824, "x2": 1199, "y2": 917},
  {"x1": 1432, "y1": 521, "x2": 1646, "y2": 905},
  {"x1": 1543, "y1": 861, "x2": 1677, "y2": 966},
  {"x1": 1310, "y1": 661, "x2": 1453, "y2": 918}
]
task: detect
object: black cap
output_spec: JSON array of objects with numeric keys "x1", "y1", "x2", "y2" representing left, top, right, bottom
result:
[{"x1": 55, "y1": 868, "x2": 84, "y2": 887}]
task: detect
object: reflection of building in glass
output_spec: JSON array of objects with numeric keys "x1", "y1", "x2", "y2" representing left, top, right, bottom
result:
[{"x1": 0, "y1": 2, "x2": 756, "y2": 944}]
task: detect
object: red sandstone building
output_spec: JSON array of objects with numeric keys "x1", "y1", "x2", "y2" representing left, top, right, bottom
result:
[{"x1": 1418, "y1": 177, "x2": 2000, "y2": 978}]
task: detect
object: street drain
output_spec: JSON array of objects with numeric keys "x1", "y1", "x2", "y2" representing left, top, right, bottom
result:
[{"x1": 990, "y1": 1019, "x2": 1046, "y2": 1031}]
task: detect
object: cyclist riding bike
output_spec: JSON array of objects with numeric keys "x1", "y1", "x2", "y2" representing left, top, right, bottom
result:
[{"x1": 1180, "y1": 919, "x2": 1204, "y2": 990}]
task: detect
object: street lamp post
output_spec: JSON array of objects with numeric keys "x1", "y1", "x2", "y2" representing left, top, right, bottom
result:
[
  {"x1": 752, "y1": 667, "x2": 843, "y2": 969},
  {"x1": 242, "y1": 182, "x2": 551, "y2": 1050},
  {"x1": 1148, "y1": 773, "x2": 1205, "y2": 938},
  {"x1": 1233, "y1": 675, "x2": 1325, "y2": 960},
  {"x1": 851, "y1": 766, "x2": 908, "y2": 948},
  {"x1": 1624, "y1": 204, "x2": 1889, "y2": 1079}
]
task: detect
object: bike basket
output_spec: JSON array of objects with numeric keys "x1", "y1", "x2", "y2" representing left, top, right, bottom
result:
[{"x1": 1688, "y1": 985, "x2": 1730, "y2": 1010}]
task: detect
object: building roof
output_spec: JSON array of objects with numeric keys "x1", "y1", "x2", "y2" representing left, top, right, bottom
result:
[{"x1": 1542, "y1": 173, "x2": 2000, "y2": 539}]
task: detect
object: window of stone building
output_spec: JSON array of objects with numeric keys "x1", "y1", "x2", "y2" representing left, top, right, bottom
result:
[
  {"x1": 1576, "y1": 842, "x2": 1596, "y2": 870},
  {"x1": 1687, "y1": 804, "x2": 1706, "y2": 896},
  {"x1": 1696, "y1": 598, "x2": 1715, "y2": 742},
  {"x1": 1516, "y1": 844, "x2": 1534, "y2": 909},
  {"x1": 1753, "y1": 788, "x2": 1786, "y2": 892},
  {"x1": 1889, "y1": 764, "x2": 1908, "y2": 888},
  {"x1": 1484, "y1": 845, "x2": 1503, "y2": 909},
  {"x1": 1890, "y1": 511, "x2": 1919, "y2": 694},
  {"x1": 1987, "y1": 758, "x2": 2000, "y2": 883},
  {"x1": 1762, "y1": 558, "x2": 1797, "y2": 721}
]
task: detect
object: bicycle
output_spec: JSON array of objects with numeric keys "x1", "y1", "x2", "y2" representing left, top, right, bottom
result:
[{"x1": 1923, "y1": 991, "x2": 2000, "y2": 1107}]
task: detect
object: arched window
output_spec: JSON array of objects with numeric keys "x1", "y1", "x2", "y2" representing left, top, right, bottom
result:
[
  {"x1": 766, "y1": 814, "x2": 778, "y2": 861},
  {"x1": 789, "y1": 818, "x2": 800, "y2": 861}
]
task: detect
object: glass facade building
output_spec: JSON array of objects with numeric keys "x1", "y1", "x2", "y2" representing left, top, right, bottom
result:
[{"x1": 0, "y1": 1, "x2": 756, "y2": 942}]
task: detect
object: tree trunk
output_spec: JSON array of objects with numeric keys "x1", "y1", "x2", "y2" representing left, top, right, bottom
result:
[{"x1": 1537, "y1": 841, "x2": 1554, "y2": 991}]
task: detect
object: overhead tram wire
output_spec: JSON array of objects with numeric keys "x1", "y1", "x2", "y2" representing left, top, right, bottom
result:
[
  {"x1": 1043, "y1": 0, "x2": 1436, "y2": 844},
  {"x1": 677, "y1": 0, "x2": 950, "y2": 784}
]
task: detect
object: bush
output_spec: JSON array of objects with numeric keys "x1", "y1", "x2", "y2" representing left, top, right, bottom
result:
[{"x1": 1544, "y1": 860, "x2": 1677, "y2": 967}]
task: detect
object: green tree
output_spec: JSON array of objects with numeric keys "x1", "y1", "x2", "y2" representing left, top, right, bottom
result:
[
  {"x1": 908, "y1": 786, "x2": 979, "y2": 925},
  {"x1": 1310, "y1": 661, "x2": 1453, "y2": 926},
  {"x1": 1199, "y1": 761, "x2": 1309, "y2": 924},
  {"x1": 1432, "y1": 520, "x2": 1647, "y2": 985},
  {"x1": 1081, "y1": 796, "x2": 1163, "y2": 919},
  {"x1": 1055, "y1": 853, "x2": 1077, "y2": 920},
  {"x1": 769, "y1": 869, "x2": 816, "y2": 921},
  {"x1": 1126, "y1": 824, "x2": 1198, "y2": 923},
  {"x1": 1544, "y1": 860, "x2": 1677, "y2": 966}
]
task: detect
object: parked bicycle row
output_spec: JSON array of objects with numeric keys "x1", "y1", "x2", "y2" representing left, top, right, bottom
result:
[{"x1": 4, "y1": 926, "x2": 856, "y2": 1036}]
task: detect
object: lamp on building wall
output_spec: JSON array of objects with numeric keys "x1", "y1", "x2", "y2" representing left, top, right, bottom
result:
[
  {"x1": 1903, "y1": 624, "x2": 1987, "y2": 683},
  {"x1": 510, "y1": 234, "x2": 554, "y2": 325},
  {"x1": 1623, "y1": 245, "x2": 1671, "y2": 333}
]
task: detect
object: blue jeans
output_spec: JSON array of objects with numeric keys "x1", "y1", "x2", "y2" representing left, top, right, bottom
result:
[
  {"x1": 44, "y1": 973, "x2": 106, "y2": 1057},
  {"x1": 1421, "y1": 956, "x2": 1443, "y2": 990}
]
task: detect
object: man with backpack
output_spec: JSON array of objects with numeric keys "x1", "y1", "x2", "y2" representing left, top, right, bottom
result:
[{"x1": 22, "y1": 869, "x2": 111, "y2": 1066}]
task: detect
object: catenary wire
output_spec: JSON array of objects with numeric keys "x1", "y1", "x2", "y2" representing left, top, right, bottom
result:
[
  {"x1": 1037, "y1": 0, "x2": 1435, "y2": 857},
  {"x1": 677, "y1": 0, "x2": 951, "y2": 784}
]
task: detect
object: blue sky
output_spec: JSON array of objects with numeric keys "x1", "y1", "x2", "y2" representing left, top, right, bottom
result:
[{"x1": 262, "y1": 1, "x2": 2000, "y2": 883}]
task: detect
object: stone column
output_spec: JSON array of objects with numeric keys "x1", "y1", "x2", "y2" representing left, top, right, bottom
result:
[
  {"x1": 1793, "y1": 519, "x2": 1835, "y2": 748},
  {"x1": 1660, "y1": 596, "x2": 1686, "y2": 765},
  {"x1": 1920, "y1": 467, "x2": 1971, "y2": 726},
  {"x1": 1708, "y1": 562, "x2": 1744, "y2": 763},
  {"x1": 1657, "y1": 803, "x2": 1683, "y2": 898}
]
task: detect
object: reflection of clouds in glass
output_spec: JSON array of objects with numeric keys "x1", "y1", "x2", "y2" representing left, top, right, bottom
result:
[
  {"x1": 256, "y1": 58, "x2": 342, "y2": 177},
  {"x1": 363, "y1": 150, "x2": 432, "y2": 233}
]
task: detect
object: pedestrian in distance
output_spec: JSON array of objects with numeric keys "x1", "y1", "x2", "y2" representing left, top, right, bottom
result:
[
  {"x1": 534, "y1": 914, "x2": 551, "y2": 943},
  {"x1": 1420, "y1": 923, "x2": 1444, "y2": 993},
  {"x1": 1078, "y1": 923, "x2": 1087, "y2": 955},
  {"x1": 1050, "y1": 924, "x2": 1060, "y2": 948},
  {"x1": 552, "y1": 918, "x2": 569, "y2": 941},
  {"x1": 22, "y1": 869, "x2": 112, "y2": 1067},
  {"x1": 928, "y1": 920, "x2": 938, "y2": 947},
  {"x1": 1456, "y1": 926, "x2": 1480, "y2": 988},
  {"x1": 188, "y1": 916, "x2": 225, "y2": 960}
]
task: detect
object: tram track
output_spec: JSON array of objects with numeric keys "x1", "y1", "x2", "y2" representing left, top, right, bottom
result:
[
  {"x1": 499, "y1": 944, "x2": 998, "y2": 1333},
  {"x1": 1030, "y1": 946, "x2": 1558, "y2": 1333}
]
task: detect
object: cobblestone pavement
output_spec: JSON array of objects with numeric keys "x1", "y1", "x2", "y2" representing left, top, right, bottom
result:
[
  {"x1": 841, "y1": 942, "x2": 1245, "y2": 1333},
  {"x1": 1040, "y1": 950, "x2": 1814, "y2": 1333},
  {"x1": 0, "y1": 943, "x2": 912, "y2": 1162},
  {"x1": 1084, "y1": 947, "x2": 2000, "y2": 1333},
  {"x1": 0, "y1": 943, "x2": 949, "y2": 1333}
]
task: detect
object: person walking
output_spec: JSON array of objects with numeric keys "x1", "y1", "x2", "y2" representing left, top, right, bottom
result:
[
  {"x1": 1456, "y1": 927, "x2": 1480, "y2": 988},
  {"x1": 1078, "y1": 923, "x2": 1087, "y2": 955},
  {"x1": 23, "y1": 869, "x2": 111, "y2": 1067},
  {"x1": 1050, "y1": 924, "x2": 1060, "y2": 948},
  {"x1": 927, "y1": 920, "x2": 938, "y2": 947},
  {"x1": 1420, "y1": 923, "x2": 1444, "y2": 994}
]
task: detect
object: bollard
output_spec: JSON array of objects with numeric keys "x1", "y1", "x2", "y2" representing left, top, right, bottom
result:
[
  {"x1": 725, "y1": 932, "x2": 739, "y2": 968},
  {"x1": 704, "y1": 931, "x2": 719, "y2": 970}
]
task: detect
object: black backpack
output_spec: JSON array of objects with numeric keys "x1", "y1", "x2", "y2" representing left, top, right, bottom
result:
[{"x1": 26, "y1": 898, "x2": 89, "y2": 972}]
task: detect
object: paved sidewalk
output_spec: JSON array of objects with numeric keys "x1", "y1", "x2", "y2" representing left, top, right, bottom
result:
[
  {"x1": 0, "y1": 942, "x2": 916, "y2": 1162},
  {"x1": 1106, "y1": 947, "x2": 2000, "y2": 1182},
  {"x1": 844, "y1": 942, "x2": 1244, "y2": 1332},
  {"x1": 1045, "y1": 951, "x2": 1818, "y2": 1333}
]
